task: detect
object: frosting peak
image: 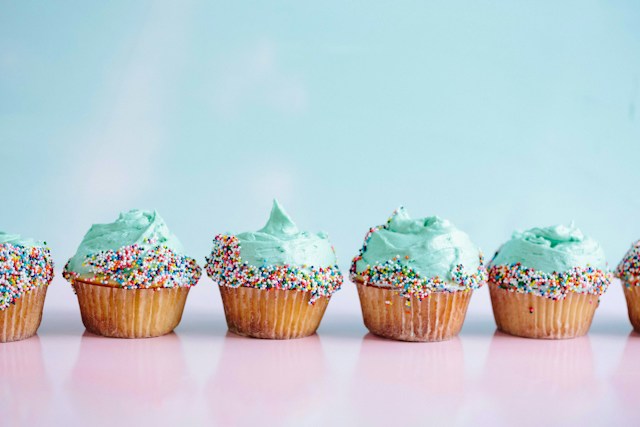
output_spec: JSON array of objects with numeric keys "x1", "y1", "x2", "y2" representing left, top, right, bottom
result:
[
  {"x1": 236, "y1": 200, "x2": 337, "y2": 268},
  {"x1": 389, "y1": 206, "x2": 411, "y2": 224},
  {"x1": 386, "y1": 207, "x2": 451, "y2": 234},
  {"x1": 258, "y1": 200, "x2": 299, "y2": 236}
]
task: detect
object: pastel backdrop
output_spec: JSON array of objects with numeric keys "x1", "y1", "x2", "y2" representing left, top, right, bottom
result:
[{"x1": 1, "y1": 1, "x2": 639, "y2": 320}]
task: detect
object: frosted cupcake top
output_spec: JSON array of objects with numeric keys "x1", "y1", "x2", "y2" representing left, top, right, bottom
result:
[
  {"x1": 63, "y1": 210, "x2": 201, "y2": 289},
  {"x1": 0, "y1": 231, "x2": 45, "y2": 248},
  {"x1": 616, "y1": 240, "x2": 640, "y2": 284},
  {"x1": 236, "y1": 200, "x2": 337, "y2": 268},
  {"x1": 0, "y1": 231, "x2": 54, "y2": 310},
  {"x1": 489, "y1": 224, "x2": 611, "y2": 299},
  {"x1": 205, "y1": 200, "x2": 343, "y2": 303},
  {"x1": 490, "y1": 224, "x2": 607, "y2": 273},
  {"x1": 350, "y1": 208, "x2": 486, "y2": 299}
]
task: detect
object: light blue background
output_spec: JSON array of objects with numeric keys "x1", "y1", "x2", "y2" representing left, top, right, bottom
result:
[{"x1": 2, "y1": 1, "x2": 639, "y2": 313}]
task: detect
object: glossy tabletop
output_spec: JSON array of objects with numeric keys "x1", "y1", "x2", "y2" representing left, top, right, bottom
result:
[{"x1": 2, "y1": 281, "x2": 640, "y2": 427}]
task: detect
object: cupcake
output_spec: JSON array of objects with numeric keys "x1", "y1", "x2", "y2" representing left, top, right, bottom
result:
[
  {"x1": 615, "y1": 240, "x2": 640, "y2": 332},
  {"x1": 488, "y1": 224, "x2": 611, "y2": 339},
  {"x1": 0, "y1": 232, "x2": 54, "y2": 342},
  {"x1": 205, "y1": 200, "x2": 343, "y2": 339},
  {"x1": 350, "y1": 208, "x2": 486, "y2": 342},
  {"x1": 63, "y1": 210, "x2": 201, "y2": 338}
]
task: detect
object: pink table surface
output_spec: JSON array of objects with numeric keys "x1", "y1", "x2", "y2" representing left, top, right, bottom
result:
[{"x1": 1, "y1": 299, "x2": 639, "y2": 426}]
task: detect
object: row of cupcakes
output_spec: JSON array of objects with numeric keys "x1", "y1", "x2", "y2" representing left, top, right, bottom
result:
[{"x1": 1, "y1": 200, "x2": 639, "y2": 343}]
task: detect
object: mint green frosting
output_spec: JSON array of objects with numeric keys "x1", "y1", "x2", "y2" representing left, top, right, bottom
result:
[
  {"x1": 0, "y1": 231, "x2": 44, "y2": 248},
  {"x1": 66, "y1": 209, "x2": 185, "y2": 276},
  {"x1": 490, "y1": 223, "x2": 607, "y2": 273},
  {"x1": 355, "y1": 208, "x2": 481, "y2": 280},
  {"x1": 236, "y1": 200, "x2": 337, "y2": 268}
]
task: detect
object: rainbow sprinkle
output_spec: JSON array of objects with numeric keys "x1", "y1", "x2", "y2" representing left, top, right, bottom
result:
[
  {"x1": 63, "y1": 241, "x2": 201, "y2": 289},
  {"x1": 616, "y1": 240, "x2": 640, "y2": 286},
  {"x1": 0, "y1": 243, "x2": 54, "y2": 310},
  {"x1": 350, "y1": 210, "x2": 486, "y2": 300},
  {"x1": 205, "y1": 235, "x2": 343, "y2": 304},
  {"x1": 488, "y1": 263, "x2": 611, "y2": 299}
]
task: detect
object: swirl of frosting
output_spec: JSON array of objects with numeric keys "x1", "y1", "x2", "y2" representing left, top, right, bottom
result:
[
  {"x1": 351, "y1": 208, "x2": 485, "y2": 295},
  {"x1": 236, "y1": 200, "x2": 338, "y2": 269},
  {"x1": 64, "y1": 210, "x2": 200, "y2": 288},
  {"x1": 0, "y1": 231, "x2": 45, "y2": 248},
  {"x1": 0, "y1": 232, "x2": 54, "y2": 310},
  {"x1": 490, "y1": 223, "x2": 607, "y2": 273},
  {"x1": 353, "y1": 208, "x2": 481, "y2": 279}
]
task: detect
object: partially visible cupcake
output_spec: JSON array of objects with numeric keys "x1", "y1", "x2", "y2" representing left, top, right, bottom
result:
[
  {"x1": 488, "y1": 224, "x2": 611, "y2": 339},
  {"x1": 205, "y1": 200, "x2": 343, "y2": 339},
  {"x1": 63, "y1": 210, "x2": 201, "y2": 338},
  {"x1": 0, "y1": 232, "x2": 54, "y2": 342},
  {"x1": 350, "y1": 208, "x2": 486, "y2": 342},
  {"x1": 616, "y1": 240, "x2": 640, "y2": 332}
]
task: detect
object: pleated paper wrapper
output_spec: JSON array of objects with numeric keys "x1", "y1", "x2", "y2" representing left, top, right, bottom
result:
[
  {"x1": 0, "y1": 285, "x2": 48, "y2": 343},
  {"x1": 622, "y1": 282, "x2": 640, "y2": 332},
  {"x1": 218, "y1": 286, "x2": 329, "y2": 339},
  {"x1": 74, "y1": 279, "x2": 189, "y2": 339},
  {"x1": 489, "y1": 281, "x2": 598, "y2": 339},
  {"x1": 355, "y1": 279, "x2": 472, "y2": 342}
]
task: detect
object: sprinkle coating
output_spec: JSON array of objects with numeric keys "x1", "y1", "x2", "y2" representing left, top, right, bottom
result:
[
  {"x1": 205, "y1": 235, "x2": 343, "y2": 304},
  {"x1": 63, "y1": 240, "x2": 201, "y2": 289},
  {"x1": 0, "y1": 243, "x2": 54, "y2": 310},
  {"x1": 350, "y1": 210, "x2": 486, "y2": 299},
  {"x1": 616, "y1": 240, "x2": 640, "y2": 286},
  {"x1": 488, "y1": 263, "x2": 611, "y2": 299}
]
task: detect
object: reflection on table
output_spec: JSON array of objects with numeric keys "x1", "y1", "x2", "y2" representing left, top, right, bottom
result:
[
  {"x1": 352, "y1": 333, "x2": 465, "y2": 425},
  {"x1": 476, "y1": 331, "x2": 601, "y2": 426},
  {"x1": 67, "y1": 332, "x2": 193, "y2": 425},
  {"x1": 0, "y1": 336, "x2": 51, "y2": 426},
  {"x1": 612, "y1": 332, "x2": 640, "y2": 424},
  {"x1": 206, "y1": 332, "x2": 326, "y2": 426}
]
